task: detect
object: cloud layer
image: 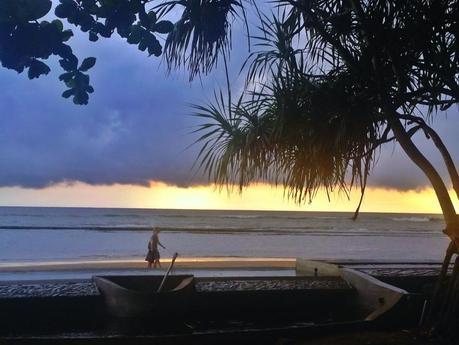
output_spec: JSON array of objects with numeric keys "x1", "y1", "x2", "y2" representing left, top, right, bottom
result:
[{"x1": 0, "y1": 10, "x2": 458, "y2": 192}]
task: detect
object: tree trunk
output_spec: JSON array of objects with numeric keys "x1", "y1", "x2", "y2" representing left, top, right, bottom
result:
[{"x1": 390, "y1": 117, "x2": 459, "y2": 338}]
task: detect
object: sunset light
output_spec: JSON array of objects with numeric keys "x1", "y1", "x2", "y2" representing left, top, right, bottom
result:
[{"x1": 0, "y1": 182, "x2": 456, "y2": 214}]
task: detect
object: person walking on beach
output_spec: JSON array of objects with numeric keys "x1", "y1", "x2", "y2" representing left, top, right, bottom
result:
[{"x1": 145, "y1": 228, "x2": 166, "y2": 269}]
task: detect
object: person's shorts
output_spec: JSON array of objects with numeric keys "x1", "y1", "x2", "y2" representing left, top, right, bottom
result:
[{"x1": 145, "y1": 249, "x2": 160, "y2": 262}]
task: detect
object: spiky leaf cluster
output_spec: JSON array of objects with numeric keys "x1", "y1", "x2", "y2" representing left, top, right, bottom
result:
[{"x1": 157, "y1": 0, "x2": 242, "y2": 80}]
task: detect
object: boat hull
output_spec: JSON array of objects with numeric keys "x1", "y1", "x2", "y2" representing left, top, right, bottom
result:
[{"x1": 94, "y1": 275, "x2": 195, "y2": 318}]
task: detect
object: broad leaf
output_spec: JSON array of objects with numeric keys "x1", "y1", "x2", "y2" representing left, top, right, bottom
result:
[
  {"x1": 79, "y1": 57, "x2": 96, "y2": 71},
  {"x1": 0, "y1": 0, "x2": 52, "y2": 22},
  {"x1": 27, "y1": 59, "x2": 51, "y2": 79},
  {"x1": 154, "y1": 21, "x2": 173, "y2": 34}
]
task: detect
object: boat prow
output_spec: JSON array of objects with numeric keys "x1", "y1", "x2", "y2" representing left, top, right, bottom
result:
[{"x1": 296, "y1": 259, "x2": 425, "y2": 327}]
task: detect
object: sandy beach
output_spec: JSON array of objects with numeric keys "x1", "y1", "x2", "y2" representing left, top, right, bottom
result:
[{"x1": 0, "y1": 256, "x2": 296, "y2": 272}]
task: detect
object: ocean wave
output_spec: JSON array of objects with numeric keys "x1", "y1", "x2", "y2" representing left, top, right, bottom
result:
[
  {"x1": 102, "y1": 214, "x2": 147, "y2": 218},
  {"x1": 428, "y1": 217, "x2": 443, "y2": 222},
  {"x1": 215, "y1": 215, "x2": 262, "y2": 219},
  {"x1": 391, "y1": 217, "x2": 431, "y2": 222},
  {"x1": 0, "y1": 214, "x2": 48, "y2": 218},
  {"x1": 0, "y1": 225, "x2": 331, "y2": 233},
  {"x1": 311, "y1": 216, "x2": 340, "y2": 220},
  {"x1": 0, "y1": 224, "x2": 442, "y2": 237},
  {"x1": 0, "y1": 225, "x2": 156, "y2": 231},
  {"x1": 211, "y1": 214, "x2": 347, "y2": 221}
]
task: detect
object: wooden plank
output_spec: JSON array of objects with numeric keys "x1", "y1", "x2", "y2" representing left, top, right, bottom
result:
[{"x1": 296, "y1": 259, "x2": 341, "y2": 277}]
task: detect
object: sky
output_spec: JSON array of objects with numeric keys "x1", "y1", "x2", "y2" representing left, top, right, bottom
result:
[{"x1": 0, "y1": 3, "x2": 458, "y2": 213}]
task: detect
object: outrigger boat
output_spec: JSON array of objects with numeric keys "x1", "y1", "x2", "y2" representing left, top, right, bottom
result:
[{"x1": 93, "y1": 260, "x2": 426, "y2": 327}]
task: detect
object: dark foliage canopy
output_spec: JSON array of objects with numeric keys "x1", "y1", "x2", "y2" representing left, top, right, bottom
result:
[{"x1": 0, "y1": 0, "x2": 240, "y2": 104}]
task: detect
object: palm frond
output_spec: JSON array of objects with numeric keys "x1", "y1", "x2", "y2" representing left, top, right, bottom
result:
[
  {"x1": 193, "y1": 63, "x2": 385, "y2": 204},
  {"x1": 157, "y1": 0, "x2": 243, "y2": 80},
  {"x1": 241, "y1": 10, "x2": 303, "y2": 84}
]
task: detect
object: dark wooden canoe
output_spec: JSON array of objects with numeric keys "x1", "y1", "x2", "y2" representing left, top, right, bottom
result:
[{"x1": 93, "y1": 275, "x2": 195, "y2": 318}]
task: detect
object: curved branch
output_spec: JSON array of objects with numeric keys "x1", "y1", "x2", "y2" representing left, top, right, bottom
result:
[
  {"x1": 422, "y1": 124, "x2": 459, "y2": 200},
  {"x1": 398, "y1": 114, "x2": 459, "y2": 200}
]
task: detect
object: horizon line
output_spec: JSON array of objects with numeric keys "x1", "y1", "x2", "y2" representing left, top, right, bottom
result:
[{"x1": 0, "y1": 204, "x2": 444, "y2": 215}]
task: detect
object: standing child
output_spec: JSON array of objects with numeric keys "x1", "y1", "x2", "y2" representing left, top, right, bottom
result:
[{"x1": 145, "y1": 228, "x2": 166, "y2": 269}]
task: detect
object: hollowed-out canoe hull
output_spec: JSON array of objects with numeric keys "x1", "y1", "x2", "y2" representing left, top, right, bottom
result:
[{"x1": 94, "y1": 275, "x2": 195, "y2": 318}]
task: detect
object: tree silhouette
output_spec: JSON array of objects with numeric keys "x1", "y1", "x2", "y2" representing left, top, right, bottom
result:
[
  {"x1": 193, "y1": 0, "x2": 459, "y2": 336},
  {"x1": 1, "y1": 0, "x2": 459, "y2": 337}
]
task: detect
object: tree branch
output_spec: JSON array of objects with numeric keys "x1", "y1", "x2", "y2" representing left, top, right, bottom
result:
[{"x1": 398, "y1": 113, "x2": 459, "y2": 200}]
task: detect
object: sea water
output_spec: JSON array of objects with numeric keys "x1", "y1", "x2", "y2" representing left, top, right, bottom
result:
[{"x1": 0, "y1": 206, "x2": 449, "y2": 263}]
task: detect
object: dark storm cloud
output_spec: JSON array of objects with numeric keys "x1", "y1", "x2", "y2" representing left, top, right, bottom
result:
[
  {"x1": 0, "y1": 6, "x2": 458, "y2": 191},
  {"x1": 0, "y1": 15, "x2": 250, "y2": 189},
  {"x1": 0, "y1": 62, "x2": 209, "y2": 188}
]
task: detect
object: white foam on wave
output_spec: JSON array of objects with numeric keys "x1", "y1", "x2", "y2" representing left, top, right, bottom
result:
[{"x1": 391, "y1": 217, "x2": 430, "y2": 222}]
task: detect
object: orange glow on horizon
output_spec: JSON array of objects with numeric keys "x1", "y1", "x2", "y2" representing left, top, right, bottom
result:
[{"x1": 0, "y1": 181, "x2": 458, "y2": 214}]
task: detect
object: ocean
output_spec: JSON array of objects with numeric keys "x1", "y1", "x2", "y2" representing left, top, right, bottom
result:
[{"x1": 0, "y1": 207, "x2": 450, "y2": 264}]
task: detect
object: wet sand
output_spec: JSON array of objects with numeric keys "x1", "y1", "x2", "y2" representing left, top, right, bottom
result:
[{"x1": 0, "y1": 257, "x2": 296, "y2": 272}]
